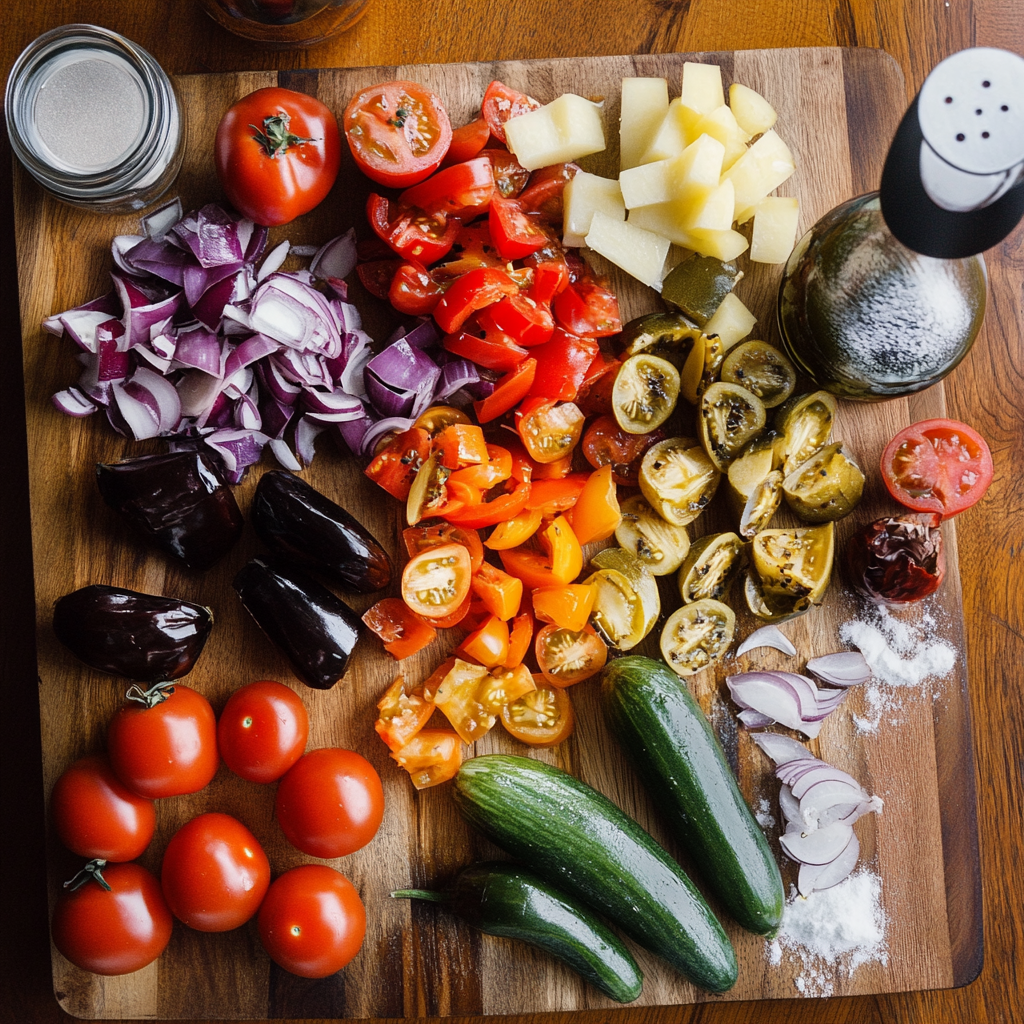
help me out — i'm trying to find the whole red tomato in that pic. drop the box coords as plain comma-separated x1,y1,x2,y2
51,754,156,862
51,861,173,976
107,682,219,799
215,86,341,227
217,679,309,784
258,864,366,978
161,812,271,932
275,748,384,858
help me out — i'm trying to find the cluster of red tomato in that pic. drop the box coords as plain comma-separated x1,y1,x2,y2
49,680,382,979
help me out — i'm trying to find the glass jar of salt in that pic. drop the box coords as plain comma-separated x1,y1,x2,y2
5,24,184,213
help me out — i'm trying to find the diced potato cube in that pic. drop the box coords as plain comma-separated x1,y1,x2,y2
722,129,796,223
640,98,702,163
621,133,724,212
505,93,606,171
619,158,676,209
678,179,735,232
586,211,671,290
728,83,777,136
692,104,751,170
564,172,625,248
703,291,757,348
681,62,725,115
620,78,669,170
674,133,725,191
677,227,750,262
628,201,687,242
750,196,800,263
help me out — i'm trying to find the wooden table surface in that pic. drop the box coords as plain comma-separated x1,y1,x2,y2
1,3,1020,1024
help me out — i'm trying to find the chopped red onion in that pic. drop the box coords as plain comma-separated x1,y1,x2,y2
141,197,182,239
365,337,441,396
205,427,269,475
52,388,98,417
267,437,302,471
335,405,375,456
735,625,797,658
259,240,292,282
249,274,341,357
780,821,855,866
806,651,872,688
310,228,357,282
172,326,225,376
727,670,848,736
798,833,861,896
359,416,414,459
737,708,775,729
111,234,147,275
295,415,327,466
751,732,810,765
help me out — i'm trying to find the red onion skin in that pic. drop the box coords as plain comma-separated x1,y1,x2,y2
847,512,945,605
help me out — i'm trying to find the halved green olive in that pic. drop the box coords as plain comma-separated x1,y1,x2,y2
678,532,744,603
744,568,813,623
620,311,703,367
660,598,736,677
750,521,835,604
739,469,784,537
661,254,743,326
614,494,691,576
680,332,725,404
782,442,865,522
585,568,647,650
699,382,767,471
639,437,721,528
612,353,681,434
720,340,797,409
774,390,837,473
590,547,660,640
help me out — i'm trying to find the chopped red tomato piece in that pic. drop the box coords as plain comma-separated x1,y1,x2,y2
442,481,532,529
442,118,491,166
434,222,504,278
484,148,531,198
391,729,462,790
581,414,663,485
364,427,430,500
489,194,550,260
527,328,599,402
485,507,543,551
434,267,521,334
532,453,573,480
388,261,446,316
433,423,489,468
367,193,459,264
357,258,402,300
400,156,495,219
553,279,622,337
471,563,523,621
449,444,513,489
478,293,555,347
444,322,528,372
375,672,434,751
403,521,484,573
363,599,437,661
457,614,510,668
482,80,541,145
474,359,537,423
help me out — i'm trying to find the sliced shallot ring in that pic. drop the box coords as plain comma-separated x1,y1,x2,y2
736,625,797,658
797,777,868,825
790,765,859,801
726,672,820,737
752,731,810,765
780,821,855,866
737,708,775,728
778,783,801,824
798,833,861,897
806,650,872,688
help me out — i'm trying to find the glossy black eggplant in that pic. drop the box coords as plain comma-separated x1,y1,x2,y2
250,471,392,593
233,557,363,690
52,585,214,681
96,451,243,571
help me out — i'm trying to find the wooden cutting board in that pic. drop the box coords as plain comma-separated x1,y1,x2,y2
14,46,982,1019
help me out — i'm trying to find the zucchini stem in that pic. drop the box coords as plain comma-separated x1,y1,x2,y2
390,889,446,902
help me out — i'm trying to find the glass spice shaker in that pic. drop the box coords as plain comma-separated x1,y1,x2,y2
5,24,184,213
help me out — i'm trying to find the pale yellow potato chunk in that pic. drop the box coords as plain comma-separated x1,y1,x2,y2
586,211,671,289
722,129,796,223
681,62,725,114
703,291,757,348
640,98,702,163
505,93,606,170
563,172,625,248
620,77,669,170
692,104,751,170
728,83,778,136
750,196,800,263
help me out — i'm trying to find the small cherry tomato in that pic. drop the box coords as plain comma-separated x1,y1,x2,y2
401,542,473,619
535,623,608,687
403,520,484,573
215,86,341,227
516,398,585,464
51,755,156,862
482,80,542,144
217,680,309,785
161,813,270,932
501,685,575,746
107,682,218,799
275,748,385,859
582,415,664,485
343,80,452,188
389,261,446,316
52,861,172,976
258,864,367,978
881,418,993,518
442,117,491,166
375,673,434,752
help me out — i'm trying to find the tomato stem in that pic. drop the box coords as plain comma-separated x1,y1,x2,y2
124,679,176,708
250,112,314,158
64,859,111,892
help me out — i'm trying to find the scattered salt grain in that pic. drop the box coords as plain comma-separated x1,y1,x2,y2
768,868,888,996
755,797,776,831
838,602,956,733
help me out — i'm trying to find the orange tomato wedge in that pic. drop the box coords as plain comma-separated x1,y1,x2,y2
504,610,534,668
525,474,589,515
457,614,511,668
568,464,621,545
390,729,462,790
543,516,584,584
484,507,543,550
471,562,523,620
362,598,437,660
434,423,489,468
374,672,434,752
532,583,595,633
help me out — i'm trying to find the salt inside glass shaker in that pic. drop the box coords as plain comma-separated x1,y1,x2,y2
5,24,184,213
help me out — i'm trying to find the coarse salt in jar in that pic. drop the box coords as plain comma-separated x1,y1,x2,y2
5,24,184,213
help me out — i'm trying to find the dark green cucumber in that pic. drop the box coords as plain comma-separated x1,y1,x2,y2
602,656,784,936
452,755,737,993
392,861,643,1003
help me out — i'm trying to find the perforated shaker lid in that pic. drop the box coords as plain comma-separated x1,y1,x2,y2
880,47,1024,258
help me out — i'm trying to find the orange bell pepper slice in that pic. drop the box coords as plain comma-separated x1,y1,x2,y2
434,423,489,468
471,562,524,621
443,481,531,528
504,610,534,668
525,473,589,516
568,464,621,545
457,614,511,669
532,583,595,633
484,507,544,550
499,516,583,589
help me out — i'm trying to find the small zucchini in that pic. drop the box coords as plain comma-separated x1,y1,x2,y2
453,754,737,993
602,656,784,936
392,862,643,1003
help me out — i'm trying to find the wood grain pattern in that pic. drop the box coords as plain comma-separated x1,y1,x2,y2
11,45,985,1020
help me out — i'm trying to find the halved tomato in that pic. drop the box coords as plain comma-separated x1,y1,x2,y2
535,623,608,687
582,415,664,486
390,729,462,790
441,118,491,166
484,508,544,551
532,584,595,633
401,543,473,619
516,398,585,464
527,329,599,401
482,80,541,144
471,562,523,621
478,294,555,347
434,267,521,335
400,156,495,219
489,194,550,260
569,464,621,545
388,261,446,315
367,193,459,263
501,685,574,746
484,148,531,198
473,359,538,424
403,521,484,573
375,673,434,751
553,280,622,337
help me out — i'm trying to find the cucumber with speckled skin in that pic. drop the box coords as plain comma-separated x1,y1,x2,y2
602,655,784,936
452,754,737,993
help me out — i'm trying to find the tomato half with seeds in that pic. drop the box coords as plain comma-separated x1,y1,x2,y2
275,748,384,859
881,418,993,518
535,623,608,687
390,729,463,790
161,813,271,932
403,521,484,573
501,685,575,746
215,87,341,227
343,80,452,188
482,80,541,144
401,542,473,619
217,680,309,784
51,755,156,862
485,148,531,198
375,673,434,751
367,193,459,263
553,280,622,337
364,427,431,500
583,415,665,485
258,865,366,978
518,162,581,223
389,261,446,315
489,194,550,260
400,156,494,218
52,862,173,976
516,398,585,464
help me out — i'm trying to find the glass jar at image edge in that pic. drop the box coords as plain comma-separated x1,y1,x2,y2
5,24,184,213
777,192,987,401
197,0,369,47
